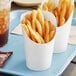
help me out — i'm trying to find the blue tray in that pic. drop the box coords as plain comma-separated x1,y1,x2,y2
0,10,76,76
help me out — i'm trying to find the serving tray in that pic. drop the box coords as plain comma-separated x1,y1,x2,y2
0,10,76,76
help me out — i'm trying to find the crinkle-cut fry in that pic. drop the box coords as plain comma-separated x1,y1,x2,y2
26,13,32,21
60,17,65,26
35,19,42,36
31,10,37,31
27,25,42,43
37,9,44,37
47,0,51,8
49,31,55,41
22,24,30,37
58,0,63,13
44,20,50,43
43,2,48,11
38,5,41,10
21,17,27,24
36,32,45,44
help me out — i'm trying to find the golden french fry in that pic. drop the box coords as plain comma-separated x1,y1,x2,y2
49,2,55,13
36,32,45,44
43,2,48,11
38,5,41,10
22,24,30,37
66,0,74,20
35,19,42,36
26,14,32,22
47,0,51,8
60,17,65,26
31,10,37,31
54,7,59,26
58,0,63,13
51,25,56,31
27,20,31,26
27,25,42,43
48,21,51,32
61,1,66,18
49,31,55,41
37,9,44,37
44,20,50,43
21,17,26,24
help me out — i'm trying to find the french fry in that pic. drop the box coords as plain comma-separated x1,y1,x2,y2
47,0,51,9
49,25,56,41
38,5,41,10
37,9,44,37
49,2,55,13
58,0,63,13
43,2,48,11
51,25,56,31
27,20,36,42
49,31,55,41
22,24,30,37
44,20,50,43
36,32,45,44
60,17,65,26
26,14,32,22
35,19,42,36
31,10,37,31
54,7,59,26
66,0,74,20
27,25,42,44
21,17,27,24
48,21,51,32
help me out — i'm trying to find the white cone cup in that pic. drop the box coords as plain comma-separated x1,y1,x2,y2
41,0,74,53
21,11,57,71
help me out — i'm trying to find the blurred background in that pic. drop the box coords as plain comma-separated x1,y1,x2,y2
0,0,76,76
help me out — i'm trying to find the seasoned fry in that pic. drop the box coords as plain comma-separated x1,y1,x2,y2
43,2,48,11
37,9,44,37
22,24,30,37
35,19,42,36
31,10,37,31
27,25,42,43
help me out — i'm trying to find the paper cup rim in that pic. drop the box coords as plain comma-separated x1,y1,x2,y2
21,11,56,46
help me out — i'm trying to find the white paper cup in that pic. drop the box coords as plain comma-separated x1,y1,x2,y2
21,11,57,71
41,0,74,53
54,12,73,53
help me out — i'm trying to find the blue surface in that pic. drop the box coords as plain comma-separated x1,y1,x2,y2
0,10,76,76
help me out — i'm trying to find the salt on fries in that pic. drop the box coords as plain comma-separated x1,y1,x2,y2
22,10,56,44
39,0,74,27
